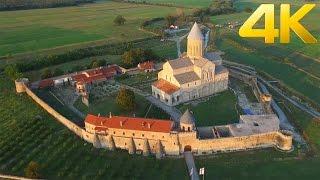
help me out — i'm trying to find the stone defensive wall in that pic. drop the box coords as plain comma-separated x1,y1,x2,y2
15,79,293,157
15,79,95,144
177,130,293,155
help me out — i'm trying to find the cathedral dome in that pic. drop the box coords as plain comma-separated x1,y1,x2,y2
187,22,204,40
180,109,195,124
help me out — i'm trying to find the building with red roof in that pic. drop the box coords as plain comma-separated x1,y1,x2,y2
38,79,54,89
85,114,174,134
137,61,155,72
71,65,122,95
72,65,121,85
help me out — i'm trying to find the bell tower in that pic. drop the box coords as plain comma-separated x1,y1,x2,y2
187,22,204,58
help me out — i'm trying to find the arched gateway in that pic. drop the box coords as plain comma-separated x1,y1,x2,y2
184,145,192,152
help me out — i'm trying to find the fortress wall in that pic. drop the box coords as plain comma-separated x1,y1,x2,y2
18,82,292,156
24,86,86,139
95,134,180,155
178,131,292,154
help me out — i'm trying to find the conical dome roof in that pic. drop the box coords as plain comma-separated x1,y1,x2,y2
180,109,195,124
187,22,204,40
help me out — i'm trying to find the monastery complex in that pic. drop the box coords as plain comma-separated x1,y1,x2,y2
14,22,293,158
83,110,292,157
152,22,229,106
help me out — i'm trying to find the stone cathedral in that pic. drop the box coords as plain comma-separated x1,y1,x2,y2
152,22,229,106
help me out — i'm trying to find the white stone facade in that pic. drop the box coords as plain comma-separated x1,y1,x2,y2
152,22,229,106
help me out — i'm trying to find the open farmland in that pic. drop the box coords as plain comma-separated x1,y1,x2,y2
210,0,320,106
0,1,181,57
128,0,212,8
212,0,320,59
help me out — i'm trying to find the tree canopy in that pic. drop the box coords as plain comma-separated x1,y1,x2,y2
116,87,135,111
121,48,158,68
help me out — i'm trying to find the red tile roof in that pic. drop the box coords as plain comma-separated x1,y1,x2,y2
138,61,155,70
85,114,173,133
72,66,120,84
38,79,54,88
153,79,180,94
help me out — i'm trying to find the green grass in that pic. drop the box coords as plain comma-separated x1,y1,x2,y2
33,88,83,125
75,94,150,117
213,0,320,59
0,1,181,57
195,87,320,180
178,90,239,127
131,0,212,8
0,75,188,179
74,91,170,120
217,33,320,105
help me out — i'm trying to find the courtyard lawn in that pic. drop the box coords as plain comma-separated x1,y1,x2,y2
0,1,181,57
178,90,239,127
75,94,149,117
74,91,170,120
0,76,188,179
33,88,83,125
117,72,158,93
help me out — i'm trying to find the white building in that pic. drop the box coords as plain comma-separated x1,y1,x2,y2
152,22,229,106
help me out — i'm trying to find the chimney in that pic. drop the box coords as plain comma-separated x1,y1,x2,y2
147,123,151,129
120,121,123,127
109,112,112,118
98,113,100,117
133,114,136,117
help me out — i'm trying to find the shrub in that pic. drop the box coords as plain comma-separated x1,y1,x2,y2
41,68,53,79
114,15,126,26
116,87,135,110
4,64,23,80
24,161,42,179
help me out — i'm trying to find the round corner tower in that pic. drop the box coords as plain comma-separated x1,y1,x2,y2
15,78,29,93
179,109,196,132
277,130,293,151
187,22,204,58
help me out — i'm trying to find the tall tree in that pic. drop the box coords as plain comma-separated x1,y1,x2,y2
116,87,135,110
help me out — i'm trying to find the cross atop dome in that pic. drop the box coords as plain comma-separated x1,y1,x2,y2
187,22,204,40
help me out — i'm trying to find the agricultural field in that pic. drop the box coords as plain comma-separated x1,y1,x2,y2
130,0,212,8
212,0,320,59
0,1,182,57
211,0,320,106
0,75,188,179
